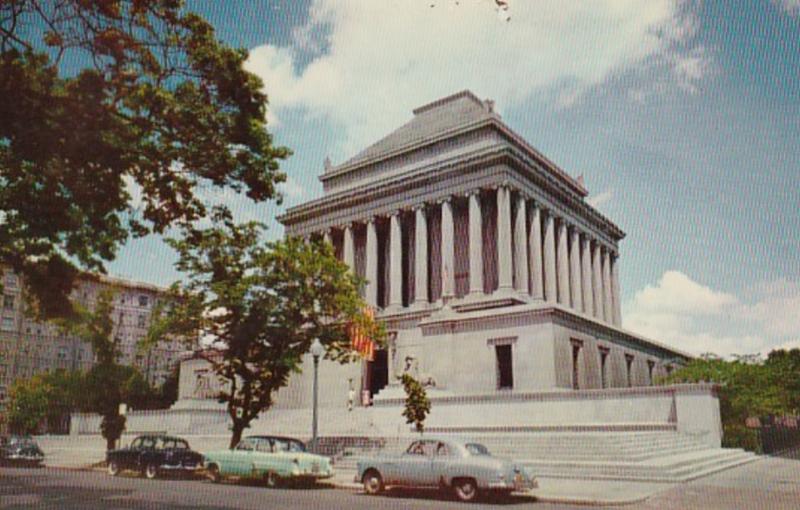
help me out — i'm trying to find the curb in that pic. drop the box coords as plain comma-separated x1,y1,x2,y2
39,465,655,506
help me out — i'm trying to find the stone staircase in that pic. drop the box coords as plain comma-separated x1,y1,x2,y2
331,430,758,483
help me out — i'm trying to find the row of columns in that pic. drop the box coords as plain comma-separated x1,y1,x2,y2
317,185,622,326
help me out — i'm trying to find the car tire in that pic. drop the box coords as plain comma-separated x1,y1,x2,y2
362,469,384,495
453,478,479,502
107,460,120,477
145,463,159,480
264,471,279,488
206,464,222,483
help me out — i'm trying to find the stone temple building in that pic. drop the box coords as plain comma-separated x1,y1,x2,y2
80,91,754,482
277,90,687,405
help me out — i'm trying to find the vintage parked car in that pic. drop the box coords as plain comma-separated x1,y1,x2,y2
106,434,204,479
356,437,537,502
0,436,45,467
203,435,334,487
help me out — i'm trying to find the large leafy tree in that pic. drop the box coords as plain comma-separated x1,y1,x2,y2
147,209,383,448
0,0,288,318
661,352,796,452
58,288,131,449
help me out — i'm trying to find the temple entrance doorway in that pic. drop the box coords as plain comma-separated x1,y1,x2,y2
368,349,389,398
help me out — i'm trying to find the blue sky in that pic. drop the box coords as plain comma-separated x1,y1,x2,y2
108,0,799,357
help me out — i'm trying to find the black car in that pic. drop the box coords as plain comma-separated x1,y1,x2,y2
106,434,204,479
0,436,45,467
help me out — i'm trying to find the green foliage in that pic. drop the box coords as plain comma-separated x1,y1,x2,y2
0,0,288,319
7,376,51,435
6,368,87,434
401,373,431,434
148,211,384,447
662,349,800,452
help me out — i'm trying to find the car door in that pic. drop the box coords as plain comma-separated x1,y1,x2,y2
231,438,256,477
120,437,142,470
431,441,456,487
136,437,156,471
397,440,436,487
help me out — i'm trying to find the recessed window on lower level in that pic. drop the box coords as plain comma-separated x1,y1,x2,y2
496,344,513,390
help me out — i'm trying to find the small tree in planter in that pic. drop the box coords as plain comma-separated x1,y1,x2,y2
401,373,431,435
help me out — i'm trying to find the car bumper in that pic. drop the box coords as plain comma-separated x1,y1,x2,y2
160,463,203,472
488,477,538,491
2,457,44,466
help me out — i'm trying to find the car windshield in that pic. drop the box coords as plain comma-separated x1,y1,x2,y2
8,437,35,447
464,443,491,456
273,438,305,453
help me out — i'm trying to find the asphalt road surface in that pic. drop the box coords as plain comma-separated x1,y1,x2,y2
0,467,587,510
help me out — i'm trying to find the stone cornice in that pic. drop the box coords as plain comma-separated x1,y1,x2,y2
279,147,624,246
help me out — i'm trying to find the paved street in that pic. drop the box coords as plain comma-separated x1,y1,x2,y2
0,467,587,510
3,456,800,509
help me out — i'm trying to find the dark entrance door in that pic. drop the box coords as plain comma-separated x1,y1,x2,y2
369,349,389,397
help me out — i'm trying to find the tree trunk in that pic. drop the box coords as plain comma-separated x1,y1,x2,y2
229,419,246,449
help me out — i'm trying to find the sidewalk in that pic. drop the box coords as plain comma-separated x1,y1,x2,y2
329,468,673,505
35,435,684,505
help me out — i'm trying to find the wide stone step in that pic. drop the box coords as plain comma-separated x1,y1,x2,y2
522,449,757,482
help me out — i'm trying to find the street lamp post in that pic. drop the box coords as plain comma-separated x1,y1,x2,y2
309,338,324,451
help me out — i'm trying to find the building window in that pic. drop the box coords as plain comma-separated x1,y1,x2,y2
598,346,610,389
139,295,149,307
495,344,513,389
137,314,146,328
3,295,14,311
4,273,17,288
647,360,656,385
571,340,583,390
625,354,635,387
1,317,13,331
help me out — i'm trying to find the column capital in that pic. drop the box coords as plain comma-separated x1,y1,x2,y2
464,188,481,198
412,203,427,212
436,195,452,205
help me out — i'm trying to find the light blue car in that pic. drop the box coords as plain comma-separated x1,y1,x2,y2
356,437,537,502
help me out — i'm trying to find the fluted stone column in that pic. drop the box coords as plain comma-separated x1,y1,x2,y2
592,242,603,320
496,186,514,292
440,198,455,301
323,229,332,247
388,212,403,310
581,234,593,316
569,227,582,311
468,191,483,296
514,194,529,296
365,219,378,307
413,206,429,306
556,219,570,305
602,248,613,324
528,203,544,300
611,253,622,326
543,212,557,302
343,224,355,270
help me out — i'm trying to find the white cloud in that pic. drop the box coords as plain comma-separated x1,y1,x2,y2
586,189,613,209
277,176,306,201
624,271,800,358
245,0,707,155
774,0,800,16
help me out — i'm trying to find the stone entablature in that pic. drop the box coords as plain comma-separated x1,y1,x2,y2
281,149,623,248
